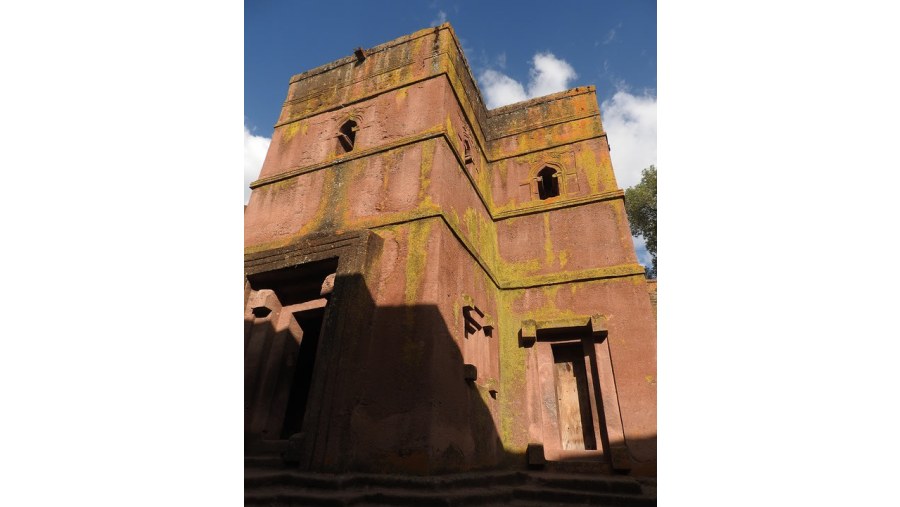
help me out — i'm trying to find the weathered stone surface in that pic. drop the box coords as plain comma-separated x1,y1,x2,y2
244,23,656,479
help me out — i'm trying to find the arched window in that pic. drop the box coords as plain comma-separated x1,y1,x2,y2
337,119,358,153
463,139,473,164
537,167,560,200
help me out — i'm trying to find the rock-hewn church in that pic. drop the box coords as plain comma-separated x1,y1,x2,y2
244,23,656,505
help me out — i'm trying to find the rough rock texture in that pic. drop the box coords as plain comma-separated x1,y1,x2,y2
244,24,656,480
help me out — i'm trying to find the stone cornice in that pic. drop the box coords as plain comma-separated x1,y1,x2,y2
272,25,604,168
249,130,623,223
493,189,624,220
250,129,446,189
246,213,644,291
487,111,600,142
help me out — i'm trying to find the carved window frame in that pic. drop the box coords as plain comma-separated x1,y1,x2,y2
519,161,579,203
459,130,478,174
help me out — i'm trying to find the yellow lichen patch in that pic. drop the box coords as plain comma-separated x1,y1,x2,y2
404,219,433,305
448,208,461,230
628,273,650,286
269,177,296,194
243,234,296,256
610,199,629,227
559,250,569,268
498,258,542,283
538,284,562,313
445,117,458,151
417,194,439,214
336,160,367,231
281,121,302,144
503,264,645,288
543,214,555,267
380,160,391,196
461,207,480,245
418,139,435,200
400,220,434,367
496,290,528,447
496,160,509,181
507,289,583,335
443,64,484,148
394,87,407,104
462,207,501,273
296,170,336,237
578,147,600,194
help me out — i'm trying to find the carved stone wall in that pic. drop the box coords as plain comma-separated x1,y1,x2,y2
244,24,656,477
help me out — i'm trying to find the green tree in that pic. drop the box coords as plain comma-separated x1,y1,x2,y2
625,165,657,278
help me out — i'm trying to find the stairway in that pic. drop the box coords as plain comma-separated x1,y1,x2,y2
245,456,656,506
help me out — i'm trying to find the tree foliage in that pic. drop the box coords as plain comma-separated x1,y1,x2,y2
625,165,657,278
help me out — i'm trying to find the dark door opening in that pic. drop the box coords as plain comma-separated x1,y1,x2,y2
280,307,324,439
245,257,338,442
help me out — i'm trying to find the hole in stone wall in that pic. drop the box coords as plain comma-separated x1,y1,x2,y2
537,167,560,200
337,120,358,153
252,307,272,319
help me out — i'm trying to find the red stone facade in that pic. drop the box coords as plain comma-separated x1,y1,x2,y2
244,24,657,478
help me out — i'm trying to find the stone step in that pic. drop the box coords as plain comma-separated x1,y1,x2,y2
512,485,655,507
244,465,656,506
526,471,645,495
245,484,514,506
245,470,522,491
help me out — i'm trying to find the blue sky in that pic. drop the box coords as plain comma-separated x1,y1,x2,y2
245,0,657,268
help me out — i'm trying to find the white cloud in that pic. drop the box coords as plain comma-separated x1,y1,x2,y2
495,52,506,69
527,53,578,98
479,69,528,109
477,54,654,189
478,52,577,109
600,91,657,189
244,125,270,204
477,53,654,188
431,10,447,26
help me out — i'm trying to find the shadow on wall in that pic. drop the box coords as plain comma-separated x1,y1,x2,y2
245,265,655,476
